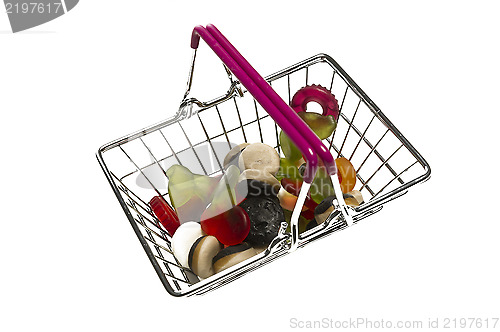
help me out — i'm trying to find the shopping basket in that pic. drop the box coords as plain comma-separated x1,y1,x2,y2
96,24,431,297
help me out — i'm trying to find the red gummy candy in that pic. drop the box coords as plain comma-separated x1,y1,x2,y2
200,206,250,246
149,196,181,236
301,208,316,221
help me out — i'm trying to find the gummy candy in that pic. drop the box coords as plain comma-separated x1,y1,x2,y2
279,160,337,205
279,131,304,162
149,195,181,236
202,165,241,219
291,84,340,120
166,164,220,222
309,165,336,204
200,206,250,246
297,112,337,139
335,157,356,193
300,208,315,221
279,112,337,161
200,165,251,246
275,158,303,182
280,178,318,211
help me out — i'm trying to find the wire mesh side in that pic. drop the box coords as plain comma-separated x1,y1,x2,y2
265,54,430,212
98,93,285,295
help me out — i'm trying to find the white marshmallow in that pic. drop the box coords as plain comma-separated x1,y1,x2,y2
171,221,204,268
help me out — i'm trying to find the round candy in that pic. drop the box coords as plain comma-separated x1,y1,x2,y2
239,196,285,247
200,206,251,246
238,143,280,175
236,179,279,202
344,190,364,207
212,242,258,274
149,195,180,236
314,196,335,224
291,84,339,120
188,235,223,279
171,221,204,268
238,169,281,193
223,143,250,169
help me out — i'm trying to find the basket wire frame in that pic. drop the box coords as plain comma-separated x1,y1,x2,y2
97,53,430,296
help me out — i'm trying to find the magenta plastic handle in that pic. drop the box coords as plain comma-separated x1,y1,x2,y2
190,25,319,183
204,24,337,176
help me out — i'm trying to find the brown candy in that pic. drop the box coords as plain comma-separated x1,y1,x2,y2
314,196,335,225
188,235,223,279
238,143,280,175
344,190,364,207
212,243,258,274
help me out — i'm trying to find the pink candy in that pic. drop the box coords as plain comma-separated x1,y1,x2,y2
291,84,339,121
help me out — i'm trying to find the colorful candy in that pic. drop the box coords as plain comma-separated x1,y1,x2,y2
283,209,311,234
166,165,219,223
200,165,251,246
200,206,251,246
280,178,318,211
149,195,181,236
154,84,364,280
297,112,337,138
291,84,340,120
279,112,337,162
202,165,241,218
335,157,356,193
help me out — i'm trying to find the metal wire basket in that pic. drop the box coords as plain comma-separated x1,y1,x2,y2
96,25,430,297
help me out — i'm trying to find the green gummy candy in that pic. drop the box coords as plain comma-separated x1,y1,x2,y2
167,164,219,209
279,112,337,162
167,165,195,208
193,174,220,204
275,158,302,182
298,112,337,140
279,131,303,162
310,166,335,203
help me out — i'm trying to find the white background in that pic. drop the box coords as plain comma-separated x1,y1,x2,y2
1,1,499,331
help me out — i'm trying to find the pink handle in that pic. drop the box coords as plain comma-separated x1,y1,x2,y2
190,25,319,183
204,24,337,176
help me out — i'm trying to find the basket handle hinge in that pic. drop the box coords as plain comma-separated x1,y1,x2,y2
288,173,355,252
178,49,244,119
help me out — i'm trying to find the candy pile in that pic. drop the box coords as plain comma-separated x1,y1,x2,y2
149,85,364,280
